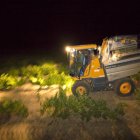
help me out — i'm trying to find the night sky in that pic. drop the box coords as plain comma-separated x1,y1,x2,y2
1,0,140,54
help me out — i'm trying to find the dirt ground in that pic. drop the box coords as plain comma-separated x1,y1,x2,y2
0,83,140,140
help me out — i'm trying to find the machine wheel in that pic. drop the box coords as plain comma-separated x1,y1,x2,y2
72,80,91,96
115,78,135,96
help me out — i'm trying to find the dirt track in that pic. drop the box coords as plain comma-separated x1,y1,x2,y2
0,83,140,140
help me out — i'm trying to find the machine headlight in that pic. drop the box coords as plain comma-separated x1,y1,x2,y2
65,46,71,52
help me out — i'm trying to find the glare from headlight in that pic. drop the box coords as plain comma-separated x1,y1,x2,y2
65,46,71,52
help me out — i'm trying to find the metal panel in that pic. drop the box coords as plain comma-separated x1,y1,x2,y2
105,57,140,81
107,66,140,81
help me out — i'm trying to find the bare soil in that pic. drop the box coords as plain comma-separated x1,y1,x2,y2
0,83,140,140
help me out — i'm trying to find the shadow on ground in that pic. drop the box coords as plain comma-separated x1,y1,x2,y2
0,117,139,140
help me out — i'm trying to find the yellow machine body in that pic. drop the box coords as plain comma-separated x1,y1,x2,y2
66,44,97,50
84,57,105,78
76,56,105,80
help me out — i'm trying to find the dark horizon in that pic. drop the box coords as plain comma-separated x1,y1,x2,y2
1,0,140,54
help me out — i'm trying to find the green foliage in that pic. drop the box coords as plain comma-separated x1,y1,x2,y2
24,64,73,88
20,62,72,87
0,53,73,90
0,99,28,117
132,72,140,81
0,60,73,90
8,68,21,76
135,88,140,101
0,74,24,90
108,103,126,120
44,72,72,86
40,89,125,121
21,63,58,77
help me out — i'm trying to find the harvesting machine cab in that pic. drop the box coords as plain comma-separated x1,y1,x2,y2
65,44,98,78
65,35,140,96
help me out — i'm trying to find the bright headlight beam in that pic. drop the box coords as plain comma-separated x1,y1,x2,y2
65,46,71,52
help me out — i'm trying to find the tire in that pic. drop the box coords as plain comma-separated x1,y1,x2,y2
72,80,91,96
115,78,135,96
